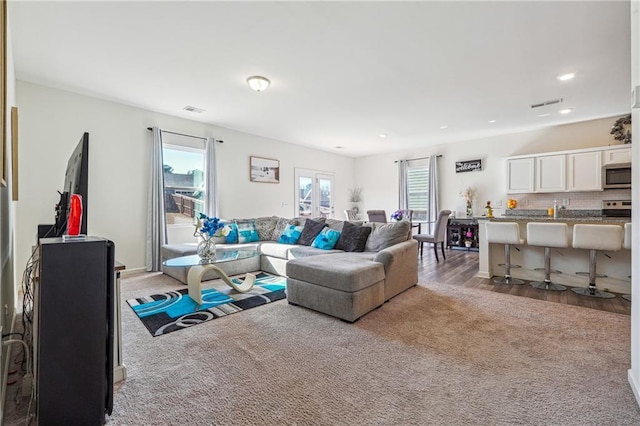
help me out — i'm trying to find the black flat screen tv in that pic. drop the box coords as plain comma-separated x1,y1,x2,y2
54,132,89,236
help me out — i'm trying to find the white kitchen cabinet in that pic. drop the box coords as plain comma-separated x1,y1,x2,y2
506,157,534,193
602,147,631,165
567,151,602,191
535,155,566,192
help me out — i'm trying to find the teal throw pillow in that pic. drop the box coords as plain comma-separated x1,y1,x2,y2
278,225,303,244
311,228,341,250
225,222,239,244
236,220,260,243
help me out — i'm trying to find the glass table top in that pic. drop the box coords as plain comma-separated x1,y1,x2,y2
163,247,260,268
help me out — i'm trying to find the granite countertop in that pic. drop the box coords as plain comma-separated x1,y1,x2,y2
477,215,630,224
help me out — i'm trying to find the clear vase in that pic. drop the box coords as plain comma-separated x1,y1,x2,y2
466,201,473,218
197,236,216,262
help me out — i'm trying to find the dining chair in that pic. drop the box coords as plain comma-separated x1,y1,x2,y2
366,210,388,223
412,210,451,261
344,209,358,220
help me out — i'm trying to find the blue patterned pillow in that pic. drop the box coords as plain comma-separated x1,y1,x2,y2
236,220,260,243
278,225,303,244
225,222,238,244
311,228,341,250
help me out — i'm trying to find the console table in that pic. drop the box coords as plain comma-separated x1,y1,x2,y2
447,218,479,251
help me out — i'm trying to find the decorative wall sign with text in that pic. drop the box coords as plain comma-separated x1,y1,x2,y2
455,159,482,173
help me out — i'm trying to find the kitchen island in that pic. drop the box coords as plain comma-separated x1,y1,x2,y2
476,216,631,294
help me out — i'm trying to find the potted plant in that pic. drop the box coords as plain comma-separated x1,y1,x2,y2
464,230,474,248
349,187,363,213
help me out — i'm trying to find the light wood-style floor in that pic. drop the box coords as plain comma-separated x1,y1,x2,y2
417,246,631,315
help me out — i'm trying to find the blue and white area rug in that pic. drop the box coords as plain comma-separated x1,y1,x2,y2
127,272,286,336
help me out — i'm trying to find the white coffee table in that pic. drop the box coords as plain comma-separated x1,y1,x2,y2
163,247,260,304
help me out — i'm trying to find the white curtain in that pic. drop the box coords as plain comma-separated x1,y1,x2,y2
204,137,218,217
398,160,409,210
146,127,167,272
427,155,440,234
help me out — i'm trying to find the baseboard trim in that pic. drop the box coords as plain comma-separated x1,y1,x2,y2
476,271,491,279
628,369,640,408
120,267,147,277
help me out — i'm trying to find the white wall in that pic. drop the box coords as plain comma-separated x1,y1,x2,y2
629,0,640,409
355,116,628,220
1,14,18,420
15,81,356,273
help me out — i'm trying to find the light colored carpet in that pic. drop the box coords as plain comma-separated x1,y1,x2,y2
107,272,640,425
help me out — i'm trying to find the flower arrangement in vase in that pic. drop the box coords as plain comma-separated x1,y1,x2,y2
391,210,404,221
193,213,229,262
459,187,476,218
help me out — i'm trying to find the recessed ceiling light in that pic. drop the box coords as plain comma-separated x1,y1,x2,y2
440,125,448,129
183,105,205,113
246,75,271,92
489,120,496,123
378,133,388,138
557,72,576,81
335,146,346,150
537,113,551,117
559,108,574,114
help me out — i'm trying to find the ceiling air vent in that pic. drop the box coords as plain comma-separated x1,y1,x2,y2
183,105,205,113
530,98,563,109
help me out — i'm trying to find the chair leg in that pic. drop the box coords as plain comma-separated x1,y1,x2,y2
419,241,423,257
571,249,615,298
433,243,439,262
493,244,524,285
440,242,446,260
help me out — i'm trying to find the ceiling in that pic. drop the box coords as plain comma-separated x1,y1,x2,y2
9,1,632,157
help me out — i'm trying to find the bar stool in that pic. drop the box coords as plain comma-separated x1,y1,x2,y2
526,222,568,291
571,224,623,299
485,222,525,285
623,223,631,302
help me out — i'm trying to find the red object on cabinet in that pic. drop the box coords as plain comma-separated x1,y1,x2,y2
67,194,83,236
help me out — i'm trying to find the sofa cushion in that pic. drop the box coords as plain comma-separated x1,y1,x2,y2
271,217,297,240
287,253,384,292
311,228,341,250
237,220,260,243
364,221,411,252
225,222,239,243
298,218,327,246
325,218,345,231
259,242,296,259
254,216,279,241
335,221,372,252
277,225,303,244
288,246,343,259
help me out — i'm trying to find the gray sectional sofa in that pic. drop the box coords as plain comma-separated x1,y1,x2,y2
161,217,418,322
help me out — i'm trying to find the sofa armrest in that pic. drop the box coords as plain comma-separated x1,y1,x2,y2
373,239,418,301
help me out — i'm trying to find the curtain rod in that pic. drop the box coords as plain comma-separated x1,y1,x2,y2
146,127,224,143
394,155,442,163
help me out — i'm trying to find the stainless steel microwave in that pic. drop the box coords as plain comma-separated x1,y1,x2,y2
602,163,632,189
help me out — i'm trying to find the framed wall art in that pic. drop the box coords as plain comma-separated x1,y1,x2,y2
11,106,18,200
250,156,280,183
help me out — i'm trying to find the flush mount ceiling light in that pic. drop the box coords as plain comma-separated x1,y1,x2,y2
559,108,574,114
440,125,448,129
557,72,576,81
378,133,388,138
246,76,270,92
489,120,496,123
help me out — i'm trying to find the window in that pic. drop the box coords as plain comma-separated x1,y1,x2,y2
407,165,429,221
162,144,205,226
